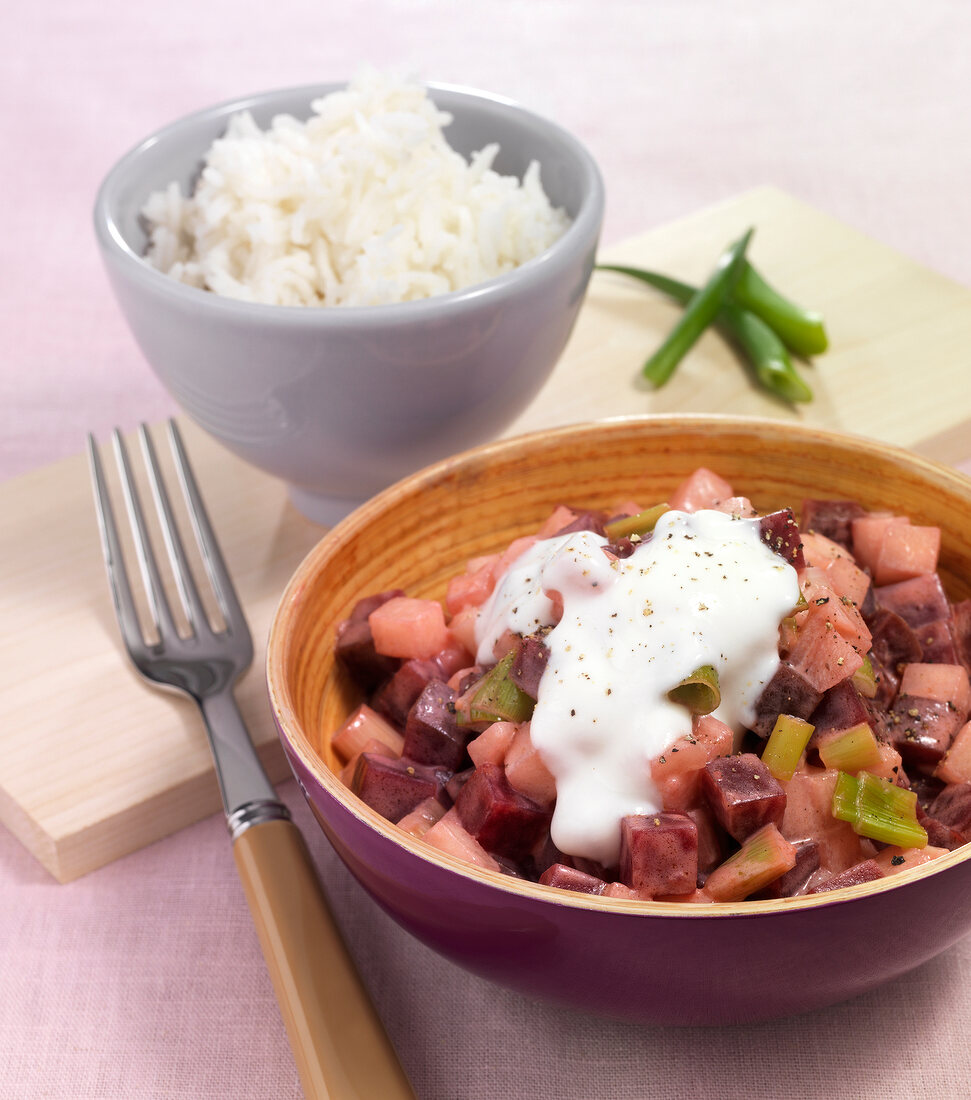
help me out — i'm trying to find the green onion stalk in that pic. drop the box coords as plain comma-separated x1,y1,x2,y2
597,258,814,403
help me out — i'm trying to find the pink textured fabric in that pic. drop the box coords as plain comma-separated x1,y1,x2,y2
3,3,971,1098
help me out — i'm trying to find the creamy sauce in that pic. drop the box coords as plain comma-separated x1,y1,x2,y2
474,510,800,866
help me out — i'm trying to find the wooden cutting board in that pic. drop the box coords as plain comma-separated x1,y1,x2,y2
3,186,971,883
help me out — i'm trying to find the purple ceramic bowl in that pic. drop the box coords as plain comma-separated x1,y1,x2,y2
266,416,971,1025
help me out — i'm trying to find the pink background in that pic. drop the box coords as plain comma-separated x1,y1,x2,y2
3,2,971,1097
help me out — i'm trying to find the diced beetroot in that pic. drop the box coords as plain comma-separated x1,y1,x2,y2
780,765,871,872
751,663,823,738
869,656,900,710
811,859,884,893
759,508,806,570
650,715,734,812
927,782,971,840
851,514,909,575
334,617,402,693
348,589,408,622
711,495,757,518
494,535,539,578
899,663,971,719
445,767,475,803
668,467,734,512
526,832,573,880
369,596,450,660
448,665,484,695
873,525,941,586
467,721,520,768
551,509,608,537
800,530,854,568
423,808,501,872
935,721,971,784
868,608,924,674
887,695,964,769
503,725,557,807
904,770,945,810
509,633,550,699
339,737,399,787
809,680,872,743
602,882,640,901
787,607,864,692
402,679,467,770
351,753,446,823
917,619,960,665
371,658,441,728
539,863,607,895
447,606,479,656
873,573,951,629
331,703,404,762
801,499,867,551
535,504,579,538
866,739,906,784
917,804,967,850
798,575,872,654
396,796,447,839
753,838,821,899
820,555,871,607
701,753,786,842
686,803,727,875
445,557,500,615
454,762,553,860
873,844,948,876
619,813,699,897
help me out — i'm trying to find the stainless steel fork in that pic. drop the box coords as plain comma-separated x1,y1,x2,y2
88,420,415,1100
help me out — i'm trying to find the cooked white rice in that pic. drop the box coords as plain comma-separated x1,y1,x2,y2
141,70,571,307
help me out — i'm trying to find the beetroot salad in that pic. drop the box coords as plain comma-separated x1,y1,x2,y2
328,467,971,903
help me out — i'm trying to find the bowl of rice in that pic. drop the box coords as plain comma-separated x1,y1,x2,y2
94,71,604,523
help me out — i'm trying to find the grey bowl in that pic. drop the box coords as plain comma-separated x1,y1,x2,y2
93,82,605,524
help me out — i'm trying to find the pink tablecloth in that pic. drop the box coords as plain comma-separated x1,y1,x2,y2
3,4,971,1098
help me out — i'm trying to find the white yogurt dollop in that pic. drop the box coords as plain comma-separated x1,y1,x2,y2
473,510,800,866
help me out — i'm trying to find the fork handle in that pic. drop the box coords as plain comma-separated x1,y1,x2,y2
233,817,416,1100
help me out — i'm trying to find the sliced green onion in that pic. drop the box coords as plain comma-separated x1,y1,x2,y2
604,502,670,542
818,722,882,774
831,770,927,848
459,651,535,725
596,259,813,403
853,772,927,848
719,300,814,404
831,771,861,823
667,664,720,715
732,262,829,357
761,713,815,782
852,654,878,700
639,228,754,388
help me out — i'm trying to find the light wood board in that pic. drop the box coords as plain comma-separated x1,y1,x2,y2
3,186,971,882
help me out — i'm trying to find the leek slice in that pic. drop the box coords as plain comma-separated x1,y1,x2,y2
761,714,814,781
818,722,881,774
604,503,670,542
667,664,720,715
461,651,535,725
852,654,878,699
831,770,927,848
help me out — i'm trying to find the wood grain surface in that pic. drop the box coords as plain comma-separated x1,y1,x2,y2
3,186,970,882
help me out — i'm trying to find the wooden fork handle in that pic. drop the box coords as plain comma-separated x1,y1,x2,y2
233,818,416,1100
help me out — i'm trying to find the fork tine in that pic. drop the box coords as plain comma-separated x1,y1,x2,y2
138,423,207,637
166,419,250,639
112,427,180,644
87,433,147,655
